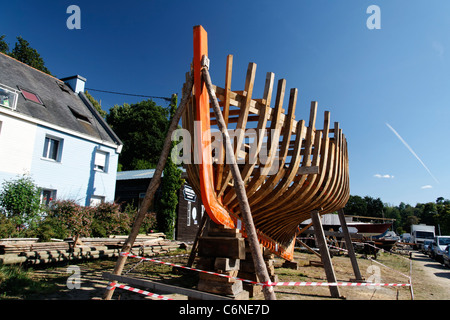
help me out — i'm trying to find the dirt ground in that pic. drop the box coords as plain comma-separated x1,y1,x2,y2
17,248,450,301
409,251,450,300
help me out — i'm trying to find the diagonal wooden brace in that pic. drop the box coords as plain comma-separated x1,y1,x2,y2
201,54,277,300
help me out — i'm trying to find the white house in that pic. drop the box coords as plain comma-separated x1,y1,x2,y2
0,52,122,206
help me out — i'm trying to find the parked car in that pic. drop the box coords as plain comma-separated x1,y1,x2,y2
443,245,450,268
422,240,433,254
427,242,435,258
432,236,450,263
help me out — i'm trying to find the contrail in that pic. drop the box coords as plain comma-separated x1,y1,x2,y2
385,123,439,184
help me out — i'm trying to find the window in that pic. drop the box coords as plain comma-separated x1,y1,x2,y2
57,81,72,94
90,195,105,207
94,150,109,172
41,189,57,206
69,106,90,123
0,84,19,110
42,136,63,161
20,88,43,105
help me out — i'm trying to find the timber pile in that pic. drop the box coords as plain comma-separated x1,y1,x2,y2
78,232,166,247
0,234,186,265
0,240,70,254
0,245,121,265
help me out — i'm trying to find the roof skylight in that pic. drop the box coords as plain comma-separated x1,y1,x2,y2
20,88,43,105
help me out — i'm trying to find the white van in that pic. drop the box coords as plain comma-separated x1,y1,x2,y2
432,236,450,262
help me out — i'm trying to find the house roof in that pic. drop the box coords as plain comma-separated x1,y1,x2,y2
0,52,122,149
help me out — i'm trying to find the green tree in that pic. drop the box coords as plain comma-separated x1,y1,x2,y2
364,196,384,217
155,94,184,239
420,202,437,226
344,195,367,216
0,35,9,54
384,205,401,233
85,90,107,118
9,36,51,75
106,99,169,171
0,175,43,234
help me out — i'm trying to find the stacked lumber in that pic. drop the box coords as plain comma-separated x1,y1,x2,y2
0,245,121,265
138,240,187,257
77,233,166,248
0,234,185,265
0,241,69,254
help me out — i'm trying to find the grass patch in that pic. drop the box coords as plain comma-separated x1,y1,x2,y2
0,265,60,299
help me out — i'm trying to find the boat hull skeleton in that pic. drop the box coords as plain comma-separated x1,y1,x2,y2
179,26,349,261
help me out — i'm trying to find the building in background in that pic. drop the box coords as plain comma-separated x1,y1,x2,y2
115,169,204,242
0,52,122,206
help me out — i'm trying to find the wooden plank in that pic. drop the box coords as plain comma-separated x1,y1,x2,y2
102,272,232,300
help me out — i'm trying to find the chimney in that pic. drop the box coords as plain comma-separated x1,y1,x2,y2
60,75,86,94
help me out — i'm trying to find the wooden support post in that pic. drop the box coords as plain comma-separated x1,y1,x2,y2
187,213,209,267
337,209,364,281
201,56,277,300
102,72,194,300
310,209,341,298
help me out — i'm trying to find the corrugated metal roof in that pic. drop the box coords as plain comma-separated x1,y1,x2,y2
116,168,186,181
116,169,156,180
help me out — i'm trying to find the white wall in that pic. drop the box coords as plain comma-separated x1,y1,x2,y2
0,113,36,177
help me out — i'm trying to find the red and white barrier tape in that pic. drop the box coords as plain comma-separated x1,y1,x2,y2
120,252,411,288
107,282,173,300
328,244,348,252
121,252,268,286
368,257,411,280
271,281,410,287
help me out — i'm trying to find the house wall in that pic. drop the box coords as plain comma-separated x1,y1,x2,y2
0,113,37,179
30,125,119,206
0,110,118,206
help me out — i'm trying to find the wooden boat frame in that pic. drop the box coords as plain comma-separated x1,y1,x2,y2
181,26,349,261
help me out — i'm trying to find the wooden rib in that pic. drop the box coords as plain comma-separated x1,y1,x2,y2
224,78,286,208
235,72,274,184
256,101,317,212
217,63,257,199
246,87,298,212
215,55,233,191
254,107,327,221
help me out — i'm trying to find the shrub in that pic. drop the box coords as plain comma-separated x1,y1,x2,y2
0,174,43,234
0,214,16,238
46,200,93,240
90,202,131,237
124,203,157,234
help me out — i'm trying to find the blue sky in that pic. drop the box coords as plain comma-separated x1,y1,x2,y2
2,0,450,206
